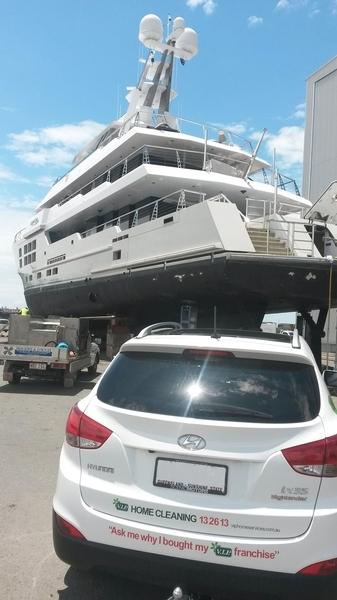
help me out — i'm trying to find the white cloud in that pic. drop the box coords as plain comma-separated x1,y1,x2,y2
35,175,56,188
0,163,18,181
0,106,15,112
264,126,305,168
186,0,216,15
276,0,290,8
211,121,248,135
7,120,106,167
247,15,264,27
293,102,306,119
0,207,29,307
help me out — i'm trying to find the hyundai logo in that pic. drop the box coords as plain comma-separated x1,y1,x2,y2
178,434,206,450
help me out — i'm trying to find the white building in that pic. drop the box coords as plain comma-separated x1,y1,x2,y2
303,56,337,355
303,56,337,201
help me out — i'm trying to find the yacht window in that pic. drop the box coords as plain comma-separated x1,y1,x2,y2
31,252,36,263
24,244,28,254
52,267,58,275
113,250,121,260
19,259,22,268
32,240,36,250
19,248,22,257
46,269,51,276
29,275,33,281
37,272,41,279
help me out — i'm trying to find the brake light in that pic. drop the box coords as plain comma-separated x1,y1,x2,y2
66,404,112,449
183,349,234,359
282,434,337,477
298,558,337,576
55,513,86,539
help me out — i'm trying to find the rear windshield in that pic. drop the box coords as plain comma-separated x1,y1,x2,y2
97,351,320,423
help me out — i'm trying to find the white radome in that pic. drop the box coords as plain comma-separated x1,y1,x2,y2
171,17,185,41
139,14,163,46
175,27,198,60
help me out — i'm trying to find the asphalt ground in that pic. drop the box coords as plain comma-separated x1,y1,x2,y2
0,361,329,600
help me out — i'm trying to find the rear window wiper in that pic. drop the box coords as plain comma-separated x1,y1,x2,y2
192,404,274,420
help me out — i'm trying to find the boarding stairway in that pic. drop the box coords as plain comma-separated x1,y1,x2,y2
247,226,290,256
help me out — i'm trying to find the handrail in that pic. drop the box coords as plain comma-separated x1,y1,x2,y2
80,189,206,239
57,143,253,208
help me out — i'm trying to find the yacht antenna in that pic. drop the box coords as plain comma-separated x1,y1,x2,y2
167,14,172,39
244,128,267,180
211,306,220,339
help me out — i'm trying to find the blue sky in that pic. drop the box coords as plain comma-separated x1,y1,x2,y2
1,0,337,307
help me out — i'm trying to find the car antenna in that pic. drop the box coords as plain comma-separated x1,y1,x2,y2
211,305,221,339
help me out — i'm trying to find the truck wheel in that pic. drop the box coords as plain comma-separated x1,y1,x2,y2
64,374,76,389
88,357,98,375
9,374,21,385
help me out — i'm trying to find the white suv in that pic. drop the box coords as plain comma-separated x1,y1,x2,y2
53,323,337,598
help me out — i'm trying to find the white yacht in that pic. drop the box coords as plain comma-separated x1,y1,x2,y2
14,14,337,330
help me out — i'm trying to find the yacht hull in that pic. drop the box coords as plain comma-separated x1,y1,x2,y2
24,253,337,329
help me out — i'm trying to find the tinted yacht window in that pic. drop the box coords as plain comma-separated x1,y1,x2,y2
97,351,320,423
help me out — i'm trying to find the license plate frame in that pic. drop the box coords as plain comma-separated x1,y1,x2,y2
29,362,47,370
153,458,228,496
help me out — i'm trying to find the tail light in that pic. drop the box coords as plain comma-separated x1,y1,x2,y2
298,558,337,576
282,434,337,477
66,404,112,449
55,513,86,539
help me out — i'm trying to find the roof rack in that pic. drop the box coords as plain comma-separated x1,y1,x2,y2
137,322,182,338
291,329,301,349
137,322,297,344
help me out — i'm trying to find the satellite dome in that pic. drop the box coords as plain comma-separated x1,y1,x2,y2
139,14,163,47
175,28,198,60
171,17,185,41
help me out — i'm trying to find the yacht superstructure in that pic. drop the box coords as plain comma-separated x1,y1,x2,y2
14,14,337,330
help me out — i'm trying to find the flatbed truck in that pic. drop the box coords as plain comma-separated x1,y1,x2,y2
0,315,100,388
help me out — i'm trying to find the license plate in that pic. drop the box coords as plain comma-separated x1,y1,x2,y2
153,458,228,495
29,362,47,370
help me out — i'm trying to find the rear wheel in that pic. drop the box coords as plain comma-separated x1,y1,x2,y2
63,372,77,389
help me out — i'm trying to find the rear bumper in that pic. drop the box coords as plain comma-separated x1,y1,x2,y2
53,510,336,599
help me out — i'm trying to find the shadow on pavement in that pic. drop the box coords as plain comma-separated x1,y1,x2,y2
58,568,169,600
57,568,282,600
0,370,102,395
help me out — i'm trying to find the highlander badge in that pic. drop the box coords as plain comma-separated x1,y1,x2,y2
178,434,206,450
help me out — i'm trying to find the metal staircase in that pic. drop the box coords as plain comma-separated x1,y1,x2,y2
247,226,290,256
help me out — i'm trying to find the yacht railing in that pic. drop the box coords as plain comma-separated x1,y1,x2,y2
246,197,306,222
80,189,210,239
78,187,321,258
251,168,300,196
118,110,254,154
57,143,251,207
246,197,319,257
57,141,299,210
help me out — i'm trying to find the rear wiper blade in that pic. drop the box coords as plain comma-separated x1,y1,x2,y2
221,404,273,419
192,404,273,420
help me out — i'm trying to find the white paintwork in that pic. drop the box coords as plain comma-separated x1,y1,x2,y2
13,12,326,302
53,328,337,580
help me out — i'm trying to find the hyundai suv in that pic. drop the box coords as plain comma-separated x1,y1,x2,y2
53,323,337,598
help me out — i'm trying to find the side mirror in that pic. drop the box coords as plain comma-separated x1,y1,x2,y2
323,369,337,391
